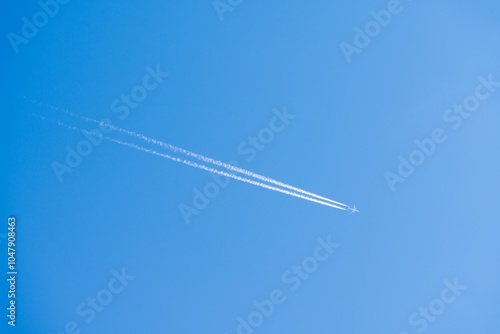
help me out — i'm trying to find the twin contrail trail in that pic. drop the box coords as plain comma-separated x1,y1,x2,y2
56,108,348,209
56,121,346,210
32,101,350,211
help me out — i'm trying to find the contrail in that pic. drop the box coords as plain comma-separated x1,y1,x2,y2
55,120,346,210
53,107,348,208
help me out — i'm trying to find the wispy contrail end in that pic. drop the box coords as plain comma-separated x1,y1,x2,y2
55,121,346,211
55,108,348,208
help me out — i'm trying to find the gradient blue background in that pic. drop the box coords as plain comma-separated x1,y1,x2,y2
1,0,500,333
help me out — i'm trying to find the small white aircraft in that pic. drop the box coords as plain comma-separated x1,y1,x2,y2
348,204,359,215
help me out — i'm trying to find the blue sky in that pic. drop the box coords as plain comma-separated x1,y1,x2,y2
1,0,500,333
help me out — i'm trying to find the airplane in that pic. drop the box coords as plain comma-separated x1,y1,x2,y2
347,204,359,215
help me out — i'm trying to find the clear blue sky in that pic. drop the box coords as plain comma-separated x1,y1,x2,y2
1,0,500,333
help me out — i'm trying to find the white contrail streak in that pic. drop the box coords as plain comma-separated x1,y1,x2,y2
55,108,348,208
56,121,346,210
